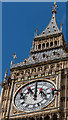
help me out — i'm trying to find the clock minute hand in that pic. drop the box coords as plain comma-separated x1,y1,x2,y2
27,86,33,94
39,88,47,98
34,82,37,100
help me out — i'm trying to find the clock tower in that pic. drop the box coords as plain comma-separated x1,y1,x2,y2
1,2,68,120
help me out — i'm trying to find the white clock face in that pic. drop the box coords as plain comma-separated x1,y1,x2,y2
14,80,55,112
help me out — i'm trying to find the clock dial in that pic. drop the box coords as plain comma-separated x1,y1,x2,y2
14,80,55,112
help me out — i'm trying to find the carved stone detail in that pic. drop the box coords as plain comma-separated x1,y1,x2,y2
46,100,55,108
15,84,22,92
11,105,18,114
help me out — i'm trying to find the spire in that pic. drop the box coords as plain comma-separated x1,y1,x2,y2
35,2,61,39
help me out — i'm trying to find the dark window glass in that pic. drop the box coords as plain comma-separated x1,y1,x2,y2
54,41,57,46
50,42,53,46
46,43,49,47
38,44,41,49
42,43,45,49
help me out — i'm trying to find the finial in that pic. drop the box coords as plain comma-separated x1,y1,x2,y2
13,52,17,60
12,52,17,64
34,27,38,36
60,22,63,31
4,69,8,81
51,2,58,14
11,60,13,66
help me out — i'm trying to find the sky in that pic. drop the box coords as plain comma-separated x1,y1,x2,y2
0,2,66,94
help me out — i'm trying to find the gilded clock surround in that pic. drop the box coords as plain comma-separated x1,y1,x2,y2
13,79,56,112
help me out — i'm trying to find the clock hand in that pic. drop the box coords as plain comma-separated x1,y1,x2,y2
39,88,47,98
34,82,37,100
27,86,33,94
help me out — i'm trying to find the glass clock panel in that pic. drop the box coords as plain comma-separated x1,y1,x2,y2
14,80,55,112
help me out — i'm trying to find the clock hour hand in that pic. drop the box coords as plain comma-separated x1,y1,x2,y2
34,82,37,100
27,86,33,94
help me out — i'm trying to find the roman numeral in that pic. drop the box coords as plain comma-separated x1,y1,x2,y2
21,101,25,104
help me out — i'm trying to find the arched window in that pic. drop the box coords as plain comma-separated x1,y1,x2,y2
50,42,53,47
45,115,50,120
46,42,49,47
43,53,45,58
30,117,35,120
38,44,41,49
54,41,57,46
37,116,42,120
32,68,36,73
52,114,57,120
44,65,49,70
21,71,24,75
42,43,45,49
38,67,42,71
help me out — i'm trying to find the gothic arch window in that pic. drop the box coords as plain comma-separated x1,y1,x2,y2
43,53,45,58
50,41,53,47
31,68,36,73
36,116,42,120
54,41,57,46
16,72,19,76
38,44,41,49
52,114,57,120
57,64,59,68
25,69,30,74
39,116,42,120
38,67,42,71
50,64,55,68
42,43,45,49
30,117,35,120
44,65,49,70
44,115,50,120
46,42,49,47
21,71,24,75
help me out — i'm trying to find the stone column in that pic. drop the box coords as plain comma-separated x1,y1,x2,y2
45,42,46,49
42,115,44,120
65,69,67,119
37,41,38,50
35,42,36,51
6,74,15,117
53,37,54,47
57,113,60,119
35,116,37,120
49,114,52,120
49,38,50,48
58,71,61,108
1,86,4,119
62,62,64,69
4,86,10,118
41,44,42,50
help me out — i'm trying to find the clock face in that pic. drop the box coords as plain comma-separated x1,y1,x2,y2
14,80,55,112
